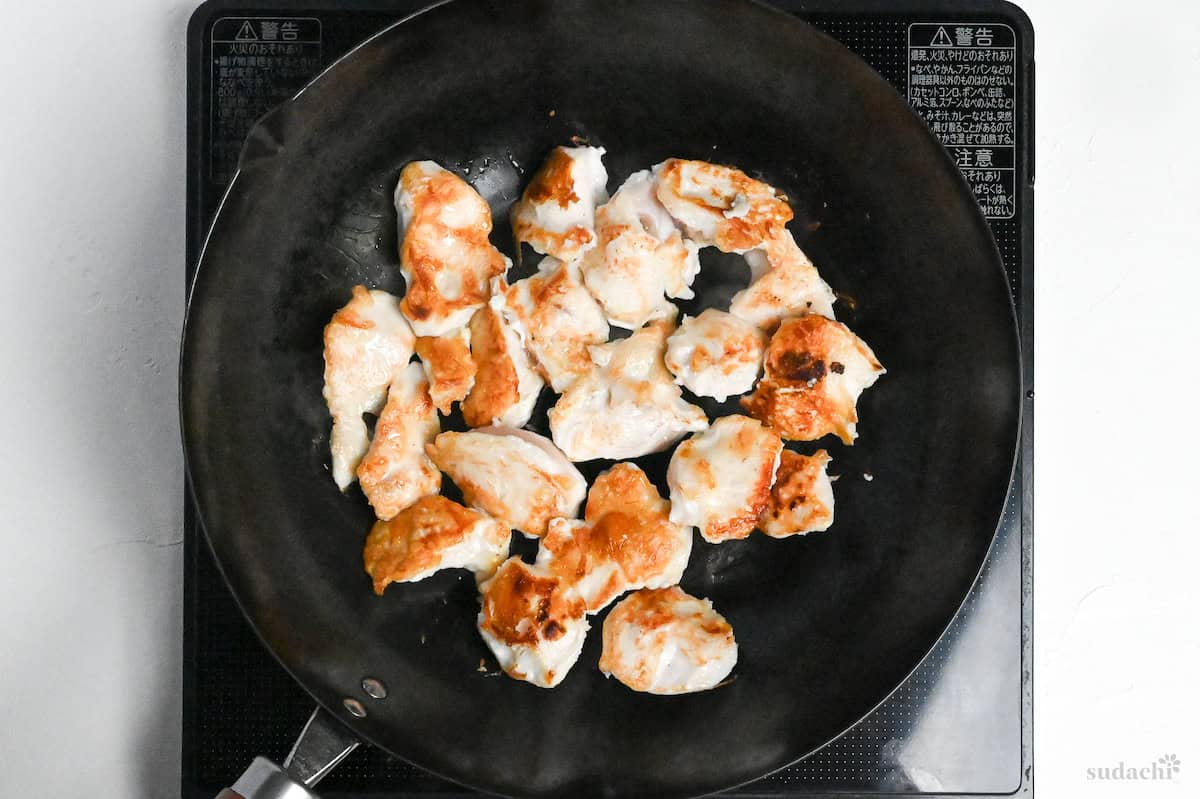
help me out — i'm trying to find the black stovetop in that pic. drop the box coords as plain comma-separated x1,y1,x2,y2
183,2,1034,796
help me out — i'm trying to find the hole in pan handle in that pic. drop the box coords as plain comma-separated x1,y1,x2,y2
215,707,361,799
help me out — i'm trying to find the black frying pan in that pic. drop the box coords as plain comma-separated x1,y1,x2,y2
181,0,1022,796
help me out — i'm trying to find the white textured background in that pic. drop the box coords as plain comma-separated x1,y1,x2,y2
0,0,1197,796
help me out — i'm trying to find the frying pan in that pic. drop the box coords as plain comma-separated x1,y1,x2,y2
181,0,1022,796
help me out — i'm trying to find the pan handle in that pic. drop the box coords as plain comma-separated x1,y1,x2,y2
214,707,360,799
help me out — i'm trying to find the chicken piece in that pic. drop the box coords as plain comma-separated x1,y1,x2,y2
667,415,783,543
460,293,544,428
741,315,884,444
580,170,701,329
414,329,476,415
548,317,708,461
654,158,793,253
362,495,510,594
496,257,609,392
599,587,737,695
426,427,586,538
355,363,441,520
664,309,766,402
536,463,692,613
323,286,415,490
511,146,608,262
729,232,837,330
395,161,510,337
758,450,835,537
477,557,589,688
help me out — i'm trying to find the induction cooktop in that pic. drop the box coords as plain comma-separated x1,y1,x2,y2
182,2,1034,796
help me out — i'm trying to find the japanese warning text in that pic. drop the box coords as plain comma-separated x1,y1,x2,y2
210,17,322,183
908,23,1018,219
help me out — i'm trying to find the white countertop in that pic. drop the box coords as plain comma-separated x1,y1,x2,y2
0,0,1197,796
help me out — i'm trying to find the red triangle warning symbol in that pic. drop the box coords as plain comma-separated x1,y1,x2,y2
930,26,954,47
235,21,258,41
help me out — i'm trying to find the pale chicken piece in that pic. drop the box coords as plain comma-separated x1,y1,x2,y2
741,315,884,444
355,363,441,520
323,286,415,490
426,427,586,538
548,317,708,462
729,232,837,330
664,309,766,401
599,587,737,695
511,146,608,262
758,449,835,538
496,257,609,392
477,557,589,688
362,495,510,594
580,170,701,329
395,161,510,337
460,292,544,428
536,463,692,613
414,329,476,415
667,415,783,543
654,158,793,253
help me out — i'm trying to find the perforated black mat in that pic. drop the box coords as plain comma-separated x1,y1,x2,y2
183,3,1034,796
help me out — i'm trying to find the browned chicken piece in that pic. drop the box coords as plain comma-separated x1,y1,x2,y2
414,330,476,415
599,586,737,695
395,161,510,337
426,427,586,538
495,257,609,392
654,158,793,253
580,169,701,330
460,298,544,428
322,286,415,490
758,449,835,538
363,495,510,594
741,315,884,444
548,316,707,462
729,232,837,331
664,309,767,401
511,146,608,262
356,362,441,520
667,415,783,543
477,557,589,688
535,463,692,613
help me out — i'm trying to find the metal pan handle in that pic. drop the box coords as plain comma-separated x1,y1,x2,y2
214,707,360,799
